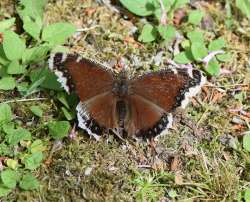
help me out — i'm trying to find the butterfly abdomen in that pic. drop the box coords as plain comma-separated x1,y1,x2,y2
116,100,127,128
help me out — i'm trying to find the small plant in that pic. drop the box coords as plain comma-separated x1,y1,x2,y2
119,0,231,76
0,0,76,197
131,171,175,201
120,0,189,43
173,31,231,76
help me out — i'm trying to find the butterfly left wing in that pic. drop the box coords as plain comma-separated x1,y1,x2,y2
49,53,117,140
49,53,114,100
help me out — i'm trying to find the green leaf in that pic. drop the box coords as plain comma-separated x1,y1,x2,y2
0,143,12,156
17,82,29,94
29,140,46,153
0,77,16,90
236,0,250,19
188,10,204,25
174,50,194,64
19,174,39,190
138,24,157,43
234,92,246,102
0,184,11,197
2,122,14,134
157,25,176,41
17,0,47,20
6,159,18,170
48,121,71,139
61,107,75,121
243,134,250,152
191,42,208,61
119,0,154,16
3,31,26,60
7,60,26,75
168,189,178,198
0,104,12,123
181,39,191,49
208,38,226,51
245,189,250,201
29,67,62,90
24,152,43,170
22,45,50,64
42,23,76,45
0,46,9,66
172,0,189,10
216,52,231,62
187,31,204,44
6,128,31,145
206,59,220,76
25,75,46,96
30,105,43,117
57,92,70,109
1,169,18,189
23,16,42,40
0,18,15,32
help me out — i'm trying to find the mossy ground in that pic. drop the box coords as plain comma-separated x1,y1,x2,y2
1,0,250,201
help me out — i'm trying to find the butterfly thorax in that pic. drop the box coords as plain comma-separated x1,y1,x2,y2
112,72,129,98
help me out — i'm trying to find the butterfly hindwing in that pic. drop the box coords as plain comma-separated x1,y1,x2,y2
126,94,173,139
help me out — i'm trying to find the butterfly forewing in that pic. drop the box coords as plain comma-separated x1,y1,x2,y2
49,53,114,102
129,69,205,112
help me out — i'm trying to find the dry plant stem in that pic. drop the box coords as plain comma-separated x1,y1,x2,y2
1,97,47,104
76,25,101,32
159,0,167,25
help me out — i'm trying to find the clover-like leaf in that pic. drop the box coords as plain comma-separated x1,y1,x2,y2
138,24,157,43
48,121,71,139
0,77,16,90
19,174,39,190
1,169,18,189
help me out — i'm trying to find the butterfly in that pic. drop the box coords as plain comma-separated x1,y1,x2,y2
49,53,206,140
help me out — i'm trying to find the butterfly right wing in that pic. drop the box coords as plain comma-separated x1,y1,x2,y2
49,53,117,139
126,68,205,139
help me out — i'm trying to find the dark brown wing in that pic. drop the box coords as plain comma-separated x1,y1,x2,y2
49,53,116,140
126,68,206,139
129,68,206,112
49,52,114,102
126,94,172,139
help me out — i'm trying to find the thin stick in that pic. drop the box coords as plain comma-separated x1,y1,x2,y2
1,97,48,104
76,25,101,32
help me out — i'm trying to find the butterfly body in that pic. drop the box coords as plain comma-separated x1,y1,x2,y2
49,53,206,140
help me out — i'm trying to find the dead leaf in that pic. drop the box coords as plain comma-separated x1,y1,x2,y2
84,7,96,16
175,172,183,185
173,9,187,26
170,156,180,171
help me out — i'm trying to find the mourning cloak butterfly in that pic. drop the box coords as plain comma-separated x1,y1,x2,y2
49,53,206,140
